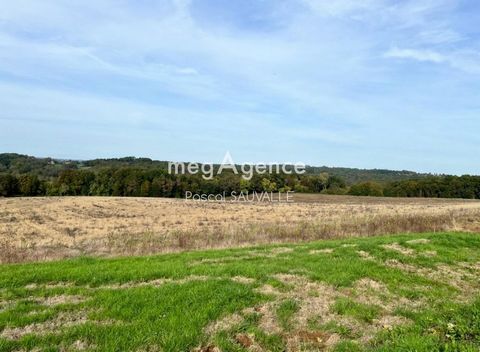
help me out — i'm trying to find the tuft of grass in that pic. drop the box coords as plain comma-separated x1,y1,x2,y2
276,299,300,330
308,319,359,339
264,278,292,293
333,297,382,323
334,340,364,352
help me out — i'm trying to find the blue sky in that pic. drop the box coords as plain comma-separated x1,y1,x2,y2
0,0,479,174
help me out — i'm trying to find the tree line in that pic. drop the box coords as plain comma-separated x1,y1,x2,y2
1,167,480,199
0,153,430,184
1,154,479,199
0,168,346,197
348,176,480,199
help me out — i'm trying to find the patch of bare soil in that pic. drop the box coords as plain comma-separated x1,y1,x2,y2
374,315,411,331
270,247,294,255
349,278,423,312
421,264,479,298
277,274,413,350
94,275,210,290
357,250,375,261
420,250,437,257
34,295,87,306
23,275,252,293
0,300,14,313
206,274,413,351
381,243,415,256
25,282,74,290
70,339,95,351
384,259,420,272
1,311,89,340
205,313,244,335
234,333,264,351
255,284,282,296
309,249,334,254
459,261,480,271
231,276,256,284
383,260,480,301
192,345,221,352
190,255,270,266
190,248,291,266
406,238,430,245
256,302,283,335
286,331,341,351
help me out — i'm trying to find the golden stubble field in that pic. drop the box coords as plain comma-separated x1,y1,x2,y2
1,194,480,263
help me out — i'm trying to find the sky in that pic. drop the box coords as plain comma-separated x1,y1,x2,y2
0,0,479,174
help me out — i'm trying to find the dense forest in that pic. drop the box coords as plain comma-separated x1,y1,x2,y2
1,153,479,199
0,153,429,183
0,165,348,197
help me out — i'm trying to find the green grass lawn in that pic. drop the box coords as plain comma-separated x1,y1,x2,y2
0,232,479,351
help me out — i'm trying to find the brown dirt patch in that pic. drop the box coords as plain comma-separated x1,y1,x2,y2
25,282,74,290
234,333,264,351
383,260,480,301
192,345,221,352
309,249,334,254
70,339,94,351
96,275,210,290
201,273,417,350
375,315,411,331
286,331,340,350
190,251,278,266
231,276,256,284
357,250,375,261
350,278,423,312
406,238,430,245
0,300,14,313
1,311,89,340
255,284,282,296
420,250,437,257
34,295,87,306
273,275,413,349
459,261,480,271
205,313,243,335
381,243,415,256
257,302,283,335
384,259,418,272
270,247,294,255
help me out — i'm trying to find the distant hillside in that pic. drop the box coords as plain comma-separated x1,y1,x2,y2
0,153,168,179
304,166,431,184
0,153,430,184
1,153,479,200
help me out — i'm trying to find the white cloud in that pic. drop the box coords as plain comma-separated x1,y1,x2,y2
417,29,462,44
384,47,446,63
301,0,383,17
385,47,480,74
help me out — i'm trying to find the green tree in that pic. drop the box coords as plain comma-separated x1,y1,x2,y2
349,182,384,197
261,178,277,192
0,174,19,197
18,174,41,196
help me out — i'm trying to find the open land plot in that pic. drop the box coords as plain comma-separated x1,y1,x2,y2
0,232,479,351
1,195,480,263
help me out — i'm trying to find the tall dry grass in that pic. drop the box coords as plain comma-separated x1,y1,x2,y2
1,195,479,263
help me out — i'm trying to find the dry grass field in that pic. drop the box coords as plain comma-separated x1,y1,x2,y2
1,195,480,263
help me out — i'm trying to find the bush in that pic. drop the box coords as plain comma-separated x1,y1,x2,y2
0,174,19,197
348,181,384,197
